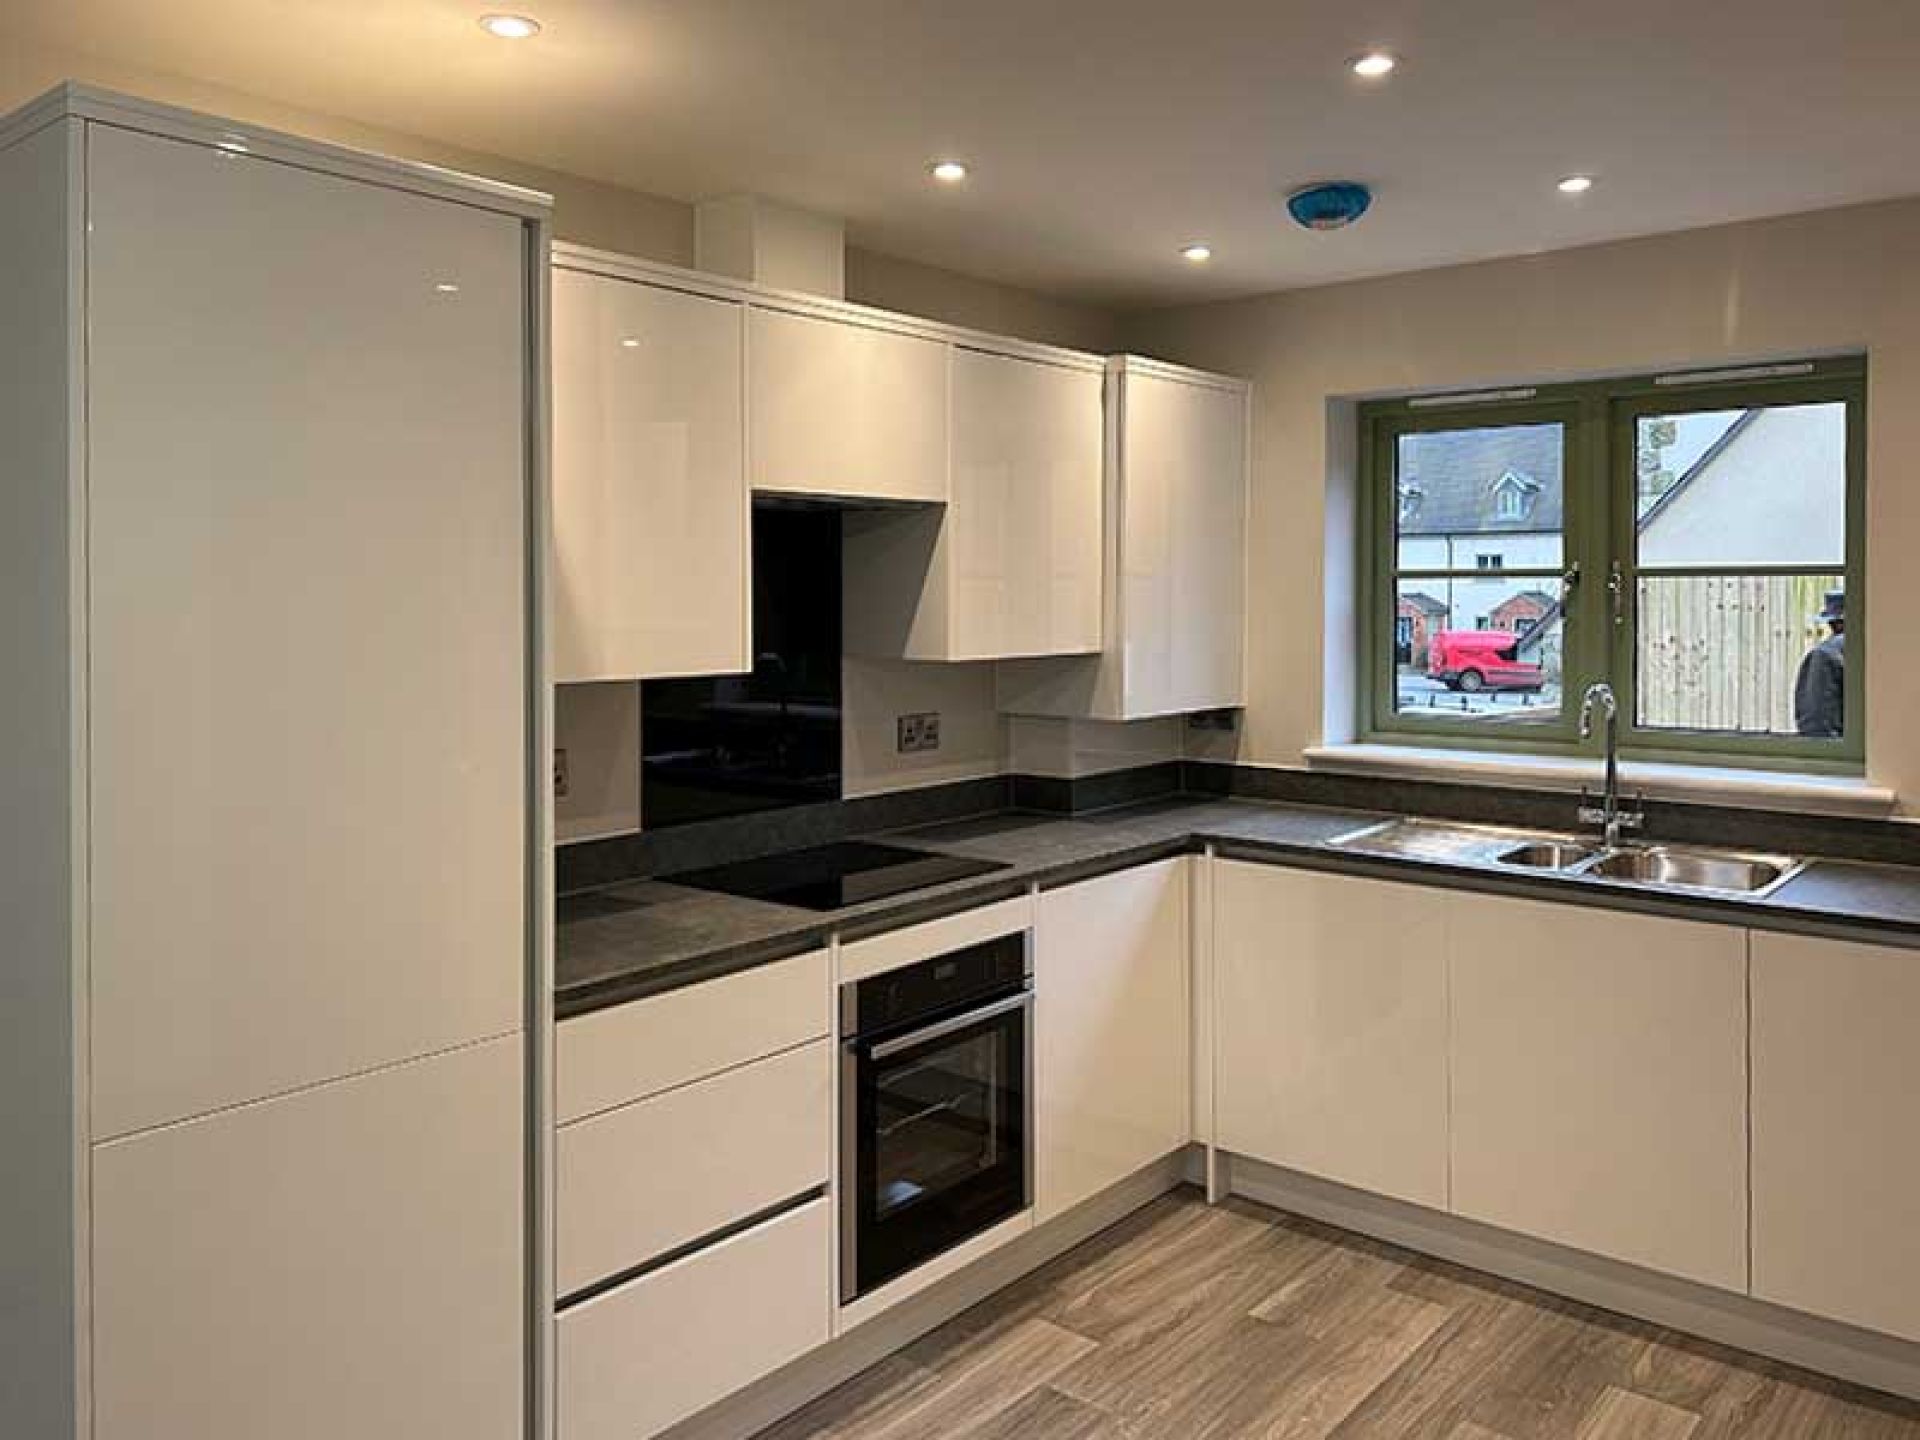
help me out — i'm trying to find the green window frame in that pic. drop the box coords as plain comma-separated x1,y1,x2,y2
1358,357,1867,772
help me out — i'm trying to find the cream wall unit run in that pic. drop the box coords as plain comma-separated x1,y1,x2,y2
0,86,549,1440
748,301,949,503
1212,862,1450,1210
997,356,1249,719
1448,893,1748,1292
844,345,1105,661
1034,858,1191,1222
551,251,750,682
1752,931,1920,1344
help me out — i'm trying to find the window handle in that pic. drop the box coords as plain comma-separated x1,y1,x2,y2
1608,560,1627,627
1561,563,1582,602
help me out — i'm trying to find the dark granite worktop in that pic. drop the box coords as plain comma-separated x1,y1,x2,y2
556,796,1920,1020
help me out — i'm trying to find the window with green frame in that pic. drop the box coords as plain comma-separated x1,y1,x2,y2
1359,358,1866,771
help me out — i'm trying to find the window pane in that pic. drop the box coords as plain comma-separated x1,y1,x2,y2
1636,574,1846,736
1395,423,1564,571
1393,579,1563,723
1636,403,1847,569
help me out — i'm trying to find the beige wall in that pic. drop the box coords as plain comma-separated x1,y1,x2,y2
1125,198,1920,813
0,37,1119,348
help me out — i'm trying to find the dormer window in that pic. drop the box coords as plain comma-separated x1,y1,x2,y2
1397,480,1425,525
1491,469,1538,522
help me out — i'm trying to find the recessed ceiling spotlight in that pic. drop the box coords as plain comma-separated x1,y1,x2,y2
1557,174,1596,195
1349,50,1398,79
478,13,541,39
620,337,642,348
1180,243,1213,263
929,159,969,184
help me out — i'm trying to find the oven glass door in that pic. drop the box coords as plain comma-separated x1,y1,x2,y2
844,990,1030,1302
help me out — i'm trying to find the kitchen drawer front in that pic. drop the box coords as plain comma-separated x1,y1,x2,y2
557,1039,832,1297
557,949,831,1123
558,1197,832,1440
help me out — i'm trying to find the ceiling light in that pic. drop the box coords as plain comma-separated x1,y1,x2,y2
434,282,461,294
1557,174,1596,195
929,160,969,184
1349,51,1398,79
620,337,642,348
478,13,541,39
1180,244,1213,263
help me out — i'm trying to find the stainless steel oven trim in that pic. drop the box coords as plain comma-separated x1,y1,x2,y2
866,989,1032,1061
838,944,1036,1307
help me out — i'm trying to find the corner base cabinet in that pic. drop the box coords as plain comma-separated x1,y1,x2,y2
1752,931,1920,1343
1035,858,1192,1221
1213,863,1450,1209
0,86,545,1440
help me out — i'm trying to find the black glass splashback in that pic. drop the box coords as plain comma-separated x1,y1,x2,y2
641,505,842,827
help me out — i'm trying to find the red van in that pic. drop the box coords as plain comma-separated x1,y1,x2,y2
1427,630,1546,693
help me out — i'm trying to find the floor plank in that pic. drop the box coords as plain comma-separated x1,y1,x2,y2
753,1189,1920,1440
1575,1386,1700,1440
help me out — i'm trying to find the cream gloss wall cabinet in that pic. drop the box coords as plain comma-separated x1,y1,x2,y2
844,344,1105,661
748,301,949,503
550,251,750,683
0,86,547,1440
996,356,1249,719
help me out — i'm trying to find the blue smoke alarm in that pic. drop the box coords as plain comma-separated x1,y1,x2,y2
1286,182,1373,230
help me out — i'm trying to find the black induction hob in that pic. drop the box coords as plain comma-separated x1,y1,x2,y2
664,840,1010,912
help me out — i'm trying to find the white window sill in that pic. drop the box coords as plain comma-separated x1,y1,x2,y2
1303,744,1898,820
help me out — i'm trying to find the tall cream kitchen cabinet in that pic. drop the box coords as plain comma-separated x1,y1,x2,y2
1448,895,1747,1291
748,301,949,502
551,249,750,682
1034,858,1191,1222
1752,932,1920,1343
1212,863,1451,1209
996,356,1248,719
0,87,547,1440
844,343,1105,660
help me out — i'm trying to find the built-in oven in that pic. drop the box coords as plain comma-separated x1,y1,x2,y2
839,932,1033,1304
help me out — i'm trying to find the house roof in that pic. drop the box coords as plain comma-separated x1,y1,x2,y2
1399,590,1450,616
1492,589,1556,612
1397,423,1564,535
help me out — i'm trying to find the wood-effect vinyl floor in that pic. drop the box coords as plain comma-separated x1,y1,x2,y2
756,1189,1920,1440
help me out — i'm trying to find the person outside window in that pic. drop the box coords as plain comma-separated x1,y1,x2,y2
1793,590,1845,738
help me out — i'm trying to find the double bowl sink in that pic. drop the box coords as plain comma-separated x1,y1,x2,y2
1329,817,1806,899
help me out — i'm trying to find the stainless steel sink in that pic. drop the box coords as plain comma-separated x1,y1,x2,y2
1328,817,1549,864
1496,840,1603,872
1585,845,1804,897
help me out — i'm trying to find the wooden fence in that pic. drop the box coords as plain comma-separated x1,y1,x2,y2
1636,574,1835,734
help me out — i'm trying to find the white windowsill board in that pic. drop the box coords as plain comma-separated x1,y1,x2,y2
1303,744,1899,820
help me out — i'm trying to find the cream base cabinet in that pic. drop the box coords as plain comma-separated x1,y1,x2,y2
748,303,948,503
844,345,1104,661
1448,895,1747,1291
1213,863,1450,1209
1035,858,1191,1222
551,258,749,682
92,1039,525,1440
1752,932,1920,1342
997,356,1248,720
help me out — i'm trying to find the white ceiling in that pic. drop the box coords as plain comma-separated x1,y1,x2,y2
11,0,1920,305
